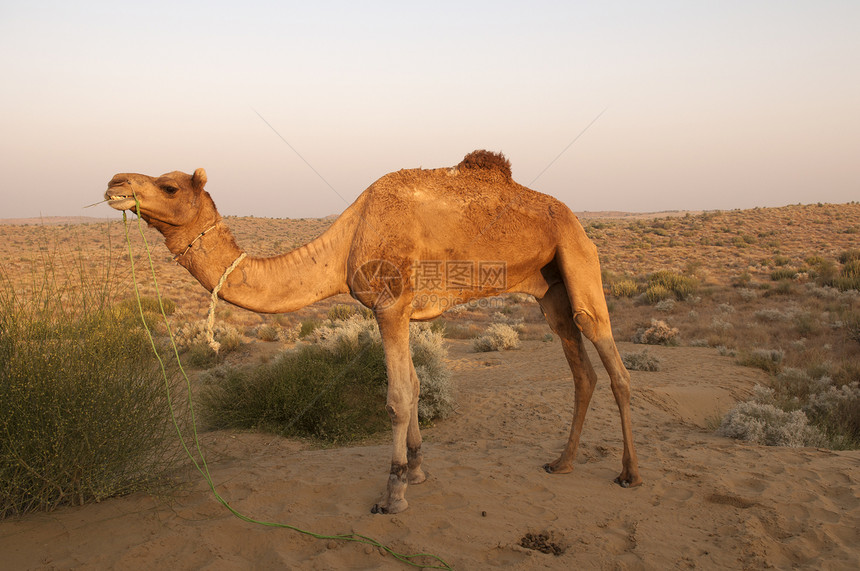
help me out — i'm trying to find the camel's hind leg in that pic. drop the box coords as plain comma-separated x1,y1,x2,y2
558,247,642,488
538,282,598,474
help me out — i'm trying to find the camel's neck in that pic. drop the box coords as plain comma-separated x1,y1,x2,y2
160,209,353,314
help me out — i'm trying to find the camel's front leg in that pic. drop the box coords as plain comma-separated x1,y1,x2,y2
371,310,416,514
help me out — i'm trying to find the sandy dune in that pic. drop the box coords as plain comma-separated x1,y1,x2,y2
2,340,858,570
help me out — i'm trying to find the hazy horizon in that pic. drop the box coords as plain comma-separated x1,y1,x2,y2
1,2,858,220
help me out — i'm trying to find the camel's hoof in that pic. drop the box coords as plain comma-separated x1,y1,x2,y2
408,469,427,485
370,499,408,515
543,462,573,475
614,475,642,488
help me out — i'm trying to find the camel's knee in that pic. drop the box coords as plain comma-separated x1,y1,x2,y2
385,403,404,422
573,309,601,340
385,400,411,426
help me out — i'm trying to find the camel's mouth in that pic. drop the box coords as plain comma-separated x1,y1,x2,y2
104,192,138,211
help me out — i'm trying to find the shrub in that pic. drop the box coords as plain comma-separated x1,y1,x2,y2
644,284,672,304
473,323,520,352
842,259,860,278
770,267,798,281
717,303,735,314
621,349,661,371
773,368,821,403
717,345,736,357
438,320,482,339
173,320,242,366
846,312,860,345
256,323,280,342
737,348,784,374
710,317,733,332
632,319,679,346
410,323,455,421
718,400,826,447
833,260,860,291
648,270,698,301
299,319,321,338
837,250,860,264
731,273,752,287
279,322,302,343
768,280,795,296
610,279,639,298
748,368,860,449
738,288,757,301
110,295,176,332
327,303,371,321
0,254,183,517
808,258,837,283
805,382,860,448
200,316,454,443
754,308,792,322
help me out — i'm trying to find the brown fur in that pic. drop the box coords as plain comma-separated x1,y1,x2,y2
456,149,513,180
104,150,641,515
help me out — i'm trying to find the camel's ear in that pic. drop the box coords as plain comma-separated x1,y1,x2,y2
192,168,207,190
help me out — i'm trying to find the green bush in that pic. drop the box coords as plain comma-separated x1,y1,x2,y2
610,279,639,298
834,260,860,291
299,319,321,338
770,267,797,281
737,348,785,374
644,283,672,304
837,250,860,264
647,270,698,301
0,256,183,517
327,303,371,321
200,317,454,443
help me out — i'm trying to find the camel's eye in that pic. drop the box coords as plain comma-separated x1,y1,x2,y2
162,185,179,195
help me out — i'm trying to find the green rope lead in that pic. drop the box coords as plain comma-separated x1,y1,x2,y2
121,204,453,570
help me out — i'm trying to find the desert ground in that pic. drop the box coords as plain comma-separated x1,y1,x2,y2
1,203,858,569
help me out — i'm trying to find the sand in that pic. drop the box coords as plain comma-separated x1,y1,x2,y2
1,340,858,570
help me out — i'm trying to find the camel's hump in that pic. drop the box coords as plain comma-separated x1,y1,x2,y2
456,150,512,181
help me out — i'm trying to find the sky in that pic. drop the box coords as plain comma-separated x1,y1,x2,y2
1,1,858,219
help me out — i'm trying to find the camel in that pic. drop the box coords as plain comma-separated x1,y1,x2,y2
104,150,641,514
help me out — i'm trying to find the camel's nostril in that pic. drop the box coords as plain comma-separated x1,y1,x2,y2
108,175,129,188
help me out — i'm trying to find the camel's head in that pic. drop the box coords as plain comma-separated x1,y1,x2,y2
104,168,209,227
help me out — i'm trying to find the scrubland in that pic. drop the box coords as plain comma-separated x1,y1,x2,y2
1,202,858,569
2,202,857,466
